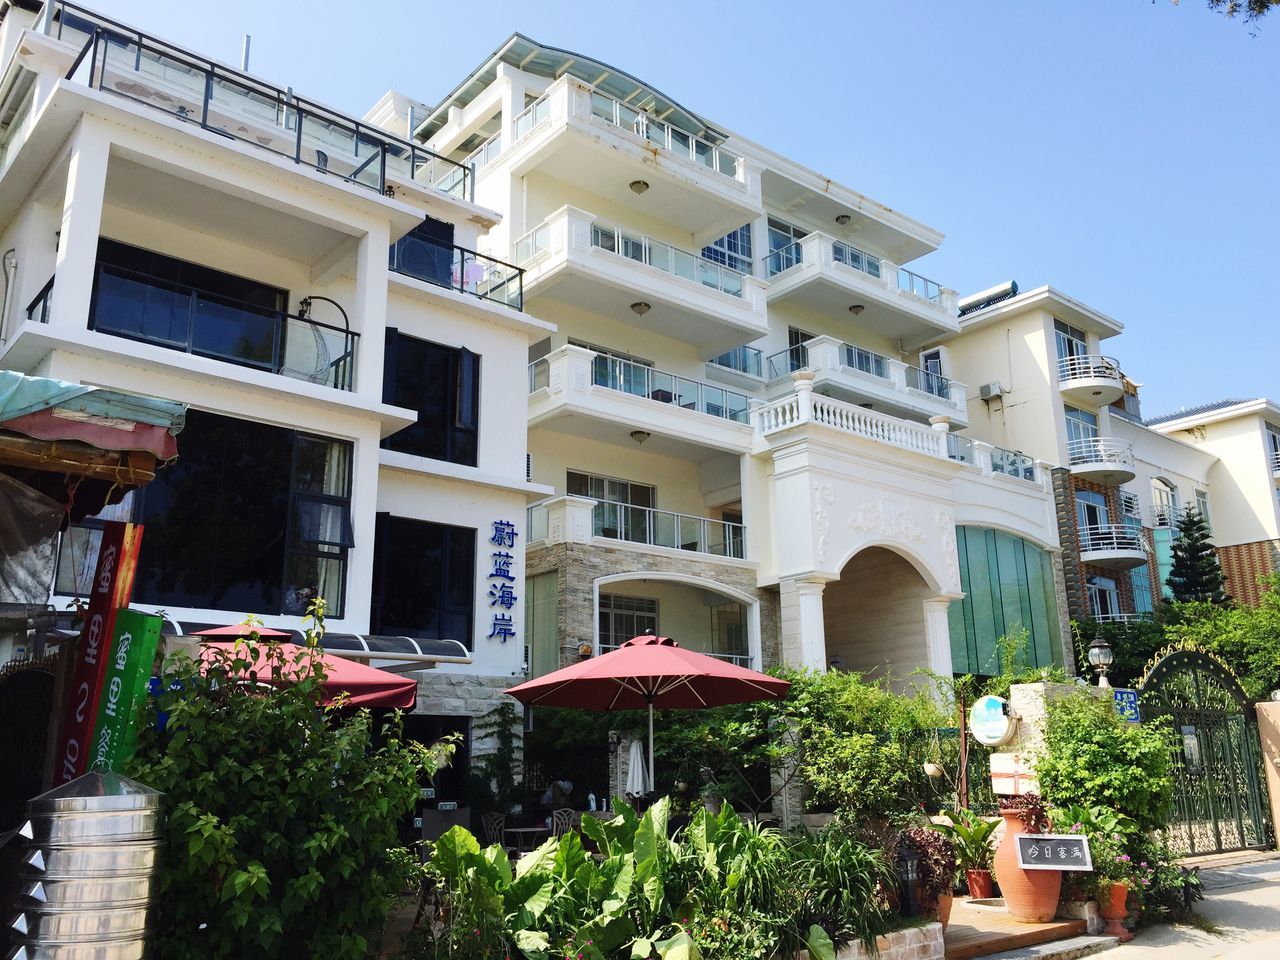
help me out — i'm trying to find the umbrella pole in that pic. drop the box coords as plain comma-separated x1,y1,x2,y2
648,699,655,796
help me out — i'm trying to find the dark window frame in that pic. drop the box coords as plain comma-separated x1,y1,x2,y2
382,328,480,466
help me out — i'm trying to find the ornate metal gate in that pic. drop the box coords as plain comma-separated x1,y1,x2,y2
1138,645,1273,856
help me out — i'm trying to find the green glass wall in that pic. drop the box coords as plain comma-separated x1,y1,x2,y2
948,526,1063,675
1153,527,1175,600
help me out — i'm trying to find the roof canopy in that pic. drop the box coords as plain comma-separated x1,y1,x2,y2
417,33,722,144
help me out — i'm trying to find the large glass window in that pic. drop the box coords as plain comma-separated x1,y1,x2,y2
1076,489,1110,531
1130,567,1155,614
567,471,654,540
765,218,807,275
1086,574,1119,620
371,515,476,648
598,593,657,651
1152,477,1179,527
1064,405,1099,446
701,224,752,275
382,330,479,466
1053,318,1088,363
1195,489,1211,530
57,410,354,617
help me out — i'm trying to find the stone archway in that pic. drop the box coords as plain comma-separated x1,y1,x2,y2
822,545,951,689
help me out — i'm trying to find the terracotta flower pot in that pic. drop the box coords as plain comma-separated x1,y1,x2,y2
1099,881,1133,942
993,811,1062,923
936,892,954,930
966,868,994,899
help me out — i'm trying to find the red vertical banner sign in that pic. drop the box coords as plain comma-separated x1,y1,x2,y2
53,520,144,784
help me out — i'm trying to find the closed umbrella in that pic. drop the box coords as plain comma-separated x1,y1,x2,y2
505,633,790,795
625,738,650,797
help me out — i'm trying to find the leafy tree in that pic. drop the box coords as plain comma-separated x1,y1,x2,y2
1167,509,1229,604
1203,0,1277,21
128,607,454,959
1165,575,1280,699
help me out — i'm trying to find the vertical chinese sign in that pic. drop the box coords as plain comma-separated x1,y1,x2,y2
486,519,518,644
89,608,163,771
53,520,144,784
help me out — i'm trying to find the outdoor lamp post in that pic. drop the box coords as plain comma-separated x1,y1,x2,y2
1087,631,1114,688
895,845,921,917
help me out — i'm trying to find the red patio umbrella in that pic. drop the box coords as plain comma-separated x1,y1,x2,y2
192,624,293,639
199,641,417,709
505,633,790,794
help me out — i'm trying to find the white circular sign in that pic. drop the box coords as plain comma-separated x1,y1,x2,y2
969,695,1017,746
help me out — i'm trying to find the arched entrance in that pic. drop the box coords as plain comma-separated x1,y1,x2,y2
1138,646,1273,855
823,545,947,688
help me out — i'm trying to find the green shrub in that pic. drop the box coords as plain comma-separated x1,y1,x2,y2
1034,693,1173,833
129,609,452,959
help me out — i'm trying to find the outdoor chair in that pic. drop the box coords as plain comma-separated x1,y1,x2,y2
551,807,577,838
480,811,506,847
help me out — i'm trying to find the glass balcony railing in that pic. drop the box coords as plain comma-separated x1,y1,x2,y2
897,267,942,303
588,90,742,179
763,240,804,279
463,131,503,172
389,235,524,310
26,278,54,324
592,499,745,559
513,93,551,142
766,344,809,380
842,343,891,380
527,358,550,393
947,434,976,464
57,5,469,200
591,355,750,424
833,240,882,279
88,263,357,390
590,224,745,297
991,447,1037,482
709,345,764,379
905,364,952,400
763,236,883,280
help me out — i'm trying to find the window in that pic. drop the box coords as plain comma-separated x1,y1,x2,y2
701,224,752,274
1053,319,1088,363
382,330,479,466
371,515,476,648
567,471,655,539
1152,477,1179,527
1130,567,1155,614
765,218,807,275
785,326,815,374
1076,489,1110,532
56,410,354,617
524,571,560,678
1086,574,1119,620
599,593,657,651
1064,405,1099,455
1194,489,1211,529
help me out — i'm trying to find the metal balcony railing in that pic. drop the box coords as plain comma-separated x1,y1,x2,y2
766,344,809,380
1151,504,1187,529
843,343,891,379
1078,523,1145,554
588,90,742,179
1067,436,1134,467
905,364,953,400
1271,449,1280,474
1058,354,1123,382
389,235,523,310
590,224,746,297
600,642,750,667
897,267,942,303
590,355,750,424
58,5,470,199
89,263,357,390
709,345,764,379
26,278,54,323
833,240,883,279
592,499,745,559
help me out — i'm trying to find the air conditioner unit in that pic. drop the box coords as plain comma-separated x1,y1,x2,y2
979,382,1005,401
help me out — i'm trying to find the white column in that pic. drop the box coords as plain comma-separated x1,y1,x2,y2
50,120,111,331
352,222,390,399
923,596,956,677
544,495,596,545
781,577,828,670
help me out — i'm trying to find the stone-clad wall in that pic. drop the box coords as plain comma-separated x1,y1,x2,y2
526,542,781,668
412,673,521,760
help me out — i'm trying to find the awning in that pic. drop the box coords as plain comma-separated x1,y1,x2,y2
200,641,418,709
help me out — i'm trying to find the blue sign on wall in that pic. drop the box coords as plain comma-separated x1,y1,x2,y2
1113,688,1141,723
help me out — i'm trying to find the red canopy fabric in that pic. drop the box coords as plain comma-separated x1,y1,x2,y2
192,624,293,638
200,641,417,709
504,634,790,710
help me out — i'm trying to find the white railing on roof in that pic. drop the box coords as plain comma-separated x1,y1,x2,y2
1079,524,1145,554
1058,355,1123,383
1068,437,1134,467
587,90,742,179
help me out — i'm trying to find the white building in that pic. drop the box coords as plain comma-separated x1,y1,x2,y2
414,35,1068,685
0,3,555,792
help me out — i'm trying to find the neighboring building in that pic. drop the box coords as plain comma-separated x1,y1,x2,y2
0,3,555,797
1147,400,1280,605
416,35,1067,685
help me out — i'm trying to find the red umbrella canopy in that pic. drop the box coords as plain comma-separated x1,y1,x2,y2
199,641,417,709
192,624,293,639
504,634,790,710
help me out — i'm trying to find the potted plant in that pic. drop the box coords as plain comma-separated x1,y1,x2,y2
1089,834,1135,942
993,793,1061,923
892,827,958,929
932,808,999,899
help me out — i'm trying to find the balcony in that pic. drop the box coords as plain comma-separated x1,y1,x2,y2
78,265,357,389
763,336,968,426
1058,354,1124,407
1078,524,1149,571
527,345,753,455
762,232,959,342
1068,437,1136,486
389,234,523,310
513,207,768,356
527,495,747,563
59,8,470,200
496,77,761,240
705,345,765,391
1271,449,1280,479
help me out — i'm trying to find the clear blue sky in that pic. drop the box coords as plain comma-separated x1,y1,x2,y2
104,0,1276,417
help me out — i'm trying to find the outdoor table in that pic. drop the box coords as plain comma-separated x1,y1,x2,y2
504,826,549,853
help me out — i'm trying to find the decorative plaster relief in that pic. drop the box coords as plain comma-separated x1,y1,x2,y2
813,483,834,563
847,495,926,545
935,509,962,592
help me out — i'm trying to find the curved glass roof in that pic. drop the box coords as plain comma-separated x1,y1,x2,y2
417,33,723,143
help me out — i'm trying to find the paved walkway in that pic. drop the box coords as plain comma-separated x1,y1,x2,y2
1090,858,1280,960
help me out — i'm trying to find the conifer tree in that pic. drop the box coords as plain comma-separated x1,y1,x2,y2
1167,508,1229,604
